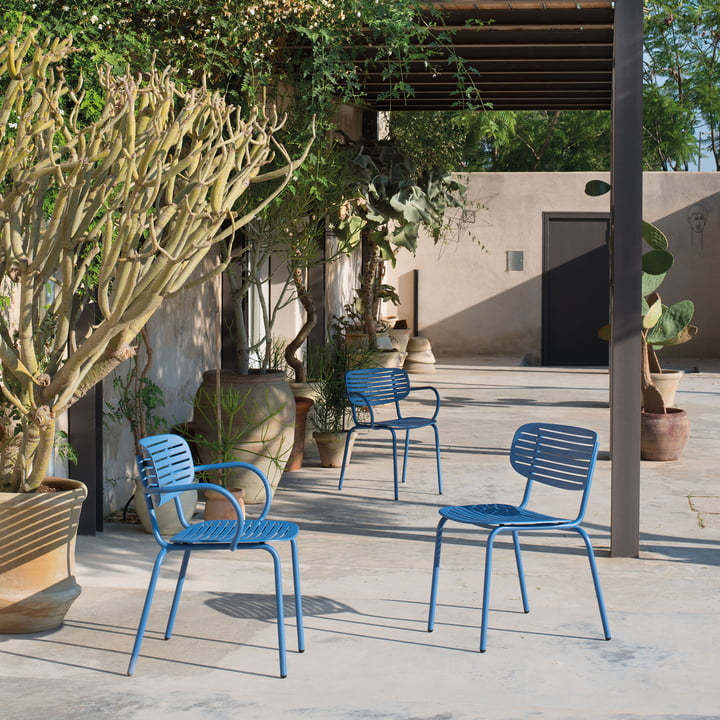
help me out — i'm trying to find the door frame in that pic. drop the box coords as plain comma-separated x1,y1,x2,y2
541,211,611,366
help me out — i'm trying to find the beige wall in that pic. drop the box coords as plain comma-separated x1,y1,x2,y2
384,172,720,361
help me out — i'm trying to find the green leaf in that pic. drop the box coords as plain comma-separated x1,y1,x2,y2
647,300,695,346
642,221,669,251
643,295,663,330
642,248,673,275
585,180,611,196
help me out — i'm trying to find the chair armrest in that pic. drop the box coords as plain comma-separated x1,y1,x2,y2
348,391,376,426
407,385,441,419
194,460,272,520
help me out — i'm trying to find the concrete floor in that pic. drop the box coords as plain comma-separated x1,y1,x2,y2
2,358,719,719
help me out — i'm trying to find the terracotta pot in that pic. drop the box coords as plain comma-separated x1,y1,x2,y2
286,397,315,471
641,407,690,461
0,477,87,633
649,370,684,408
204,487,246,521
313,431,355,468
290,383,320,458
193,370,295,504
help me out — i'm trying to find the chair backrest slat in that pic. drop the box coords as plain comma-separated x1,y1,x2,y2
510,423,598,492
346,367,411,406
138,434,195,507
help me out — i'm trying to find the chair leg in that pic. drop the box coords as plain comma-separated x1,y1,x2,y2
290,538,305,653
389,428,400,500
480,527,502,652
165,550,191,640
400,430,410,484
261,544,288,678
511,531,530,613
337,429,356,490
427,517,447,631
575,526,612,640
127,547,168,675
432,423,443,495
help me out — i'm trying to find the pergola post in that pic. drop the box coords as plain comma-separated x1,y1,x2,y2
610,0,644,557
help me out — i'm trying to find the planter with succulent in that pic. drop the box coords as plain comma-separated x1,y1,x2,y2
332,140,467,352
0,28,304,632
587,180,697,461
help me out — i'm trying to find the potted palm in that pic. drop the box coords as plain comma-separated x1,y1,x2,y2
0,28,303,632
308,338,378,467
587,181,697,460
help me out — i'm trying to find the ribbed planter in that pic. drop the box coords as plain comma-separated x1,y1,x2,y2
0,478,87,633
193,370,295,503
641,408,690,461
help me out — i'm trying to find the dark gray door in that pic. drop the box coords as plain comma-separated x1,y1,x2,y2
542,213,610,366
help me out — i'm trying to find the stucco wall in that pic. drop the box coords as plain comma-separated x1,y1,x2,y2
384,172,720,361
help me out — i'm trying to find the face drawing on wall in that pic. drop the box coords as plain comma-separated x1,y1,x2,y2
687,203,708,249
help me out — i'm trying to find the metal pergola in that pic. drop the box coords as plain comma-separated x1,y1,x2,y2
356,0,643,557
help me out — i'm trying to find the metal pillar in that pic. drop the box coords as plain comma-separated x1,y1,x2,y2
610,0,644,557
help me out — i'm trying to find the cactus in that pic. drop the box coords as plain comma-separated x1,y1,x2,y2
587,181,697,414
0,28,308,491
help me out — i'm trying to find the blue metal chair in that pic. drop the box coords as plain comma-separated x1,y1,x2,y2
339,367,443,500
428,422,611,651
127,434,304,678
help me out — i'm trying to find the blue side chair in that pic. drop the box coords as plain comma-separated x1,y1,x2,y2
339,367,443,500
127,434,304,678
428,422,611,651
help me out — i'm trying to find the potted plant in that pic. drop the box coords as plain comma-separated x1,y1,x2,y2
587,180,697,460
0,27,303,632
308,338,378,467
332,140,467,350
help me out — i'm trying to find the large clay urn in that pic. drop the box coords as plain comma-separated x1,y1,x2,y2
193,370,295,503
0,478,87,633
640,407,690,461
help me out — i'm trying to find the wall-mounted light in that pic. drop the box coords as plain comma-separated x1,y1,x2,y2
506,250,524,271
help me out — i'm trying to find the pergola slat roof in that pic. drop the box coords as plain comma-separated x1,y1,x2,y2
356,0,615,111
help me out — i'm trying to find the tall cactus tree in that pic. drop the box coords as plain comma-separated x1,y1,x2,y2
0,28,309,491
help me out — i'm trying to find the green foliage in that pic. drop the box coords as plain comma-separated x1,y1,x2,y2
2,0,478,130
644,1,720,170
308,339,378,434
104,360,168,452
332,139,466,346
0,27,302,491
585,180,697,413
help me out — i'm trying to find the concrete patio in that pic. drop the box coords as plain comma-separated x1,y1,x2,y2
2,358,719,719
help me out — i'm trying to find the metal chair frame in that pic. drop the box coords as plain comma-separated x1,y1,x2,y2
339,367,443,500
127,434,304,678
427,422,611,651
